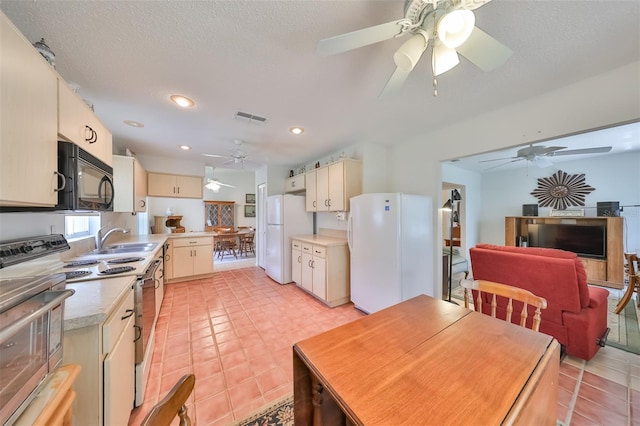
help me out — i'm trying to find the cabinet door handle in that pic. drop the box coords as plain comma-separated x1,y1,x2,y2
313,200,316,208
324,199,329,207
139,199,146,208
53,171,66,192
173,187,176,194
121,309,134,320
165,254,171,261
308,259,312,267
133,325,142,342
177,187,180,194
85,125,97,144
292,181,296,187
298,255,301,263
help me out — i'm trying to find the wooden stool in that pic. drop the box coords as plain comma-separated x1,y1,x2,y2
14,364,81,426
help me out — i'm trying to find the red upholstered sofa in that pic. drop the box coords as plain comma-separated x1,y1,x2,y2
469,244,609,360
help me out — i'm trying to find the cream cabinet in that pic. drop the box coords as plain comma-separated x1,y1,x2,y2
292,238,350,307
0,13,60,207
113,155,148,212
103,289,136,426
63,281,135,426
291,240,303,285
305,159,362,212
164,240,174,281
285,174,306,193
147,172,203,199
58,79,113,166
168,236,213,280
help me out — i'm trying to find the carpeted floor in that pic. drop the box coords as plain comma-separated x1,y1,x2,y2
233,395,293,426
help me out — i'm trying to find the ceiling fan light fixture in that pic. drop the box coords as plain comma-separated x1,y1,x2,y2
437,9,475,48
289,127,304,135
393,32,428,71
432,43,460,76
179,145,191,150
205,181,221,192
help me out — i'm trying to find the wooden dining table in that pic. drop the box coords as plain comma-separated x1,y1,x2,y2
293,295,560,425
211,229,254,256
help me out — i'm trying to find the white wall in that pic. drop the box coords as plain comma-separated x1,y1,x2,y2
390,61,640,295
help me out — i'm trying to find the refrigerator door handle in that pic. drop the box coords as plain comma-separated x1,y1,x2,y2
347,214,353,252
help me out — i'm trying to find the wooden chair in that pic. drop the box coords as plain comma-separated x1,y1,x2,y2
461,279,548,332
239,232,255,257
216,231,238,260
141,374,195,426
615,252,640,314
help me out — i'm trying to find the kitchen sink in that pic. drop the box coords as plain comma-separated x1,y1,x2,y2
92,242,158,254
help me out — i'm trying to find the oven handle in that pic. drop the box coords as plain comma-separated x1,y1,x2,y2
0,289,75,343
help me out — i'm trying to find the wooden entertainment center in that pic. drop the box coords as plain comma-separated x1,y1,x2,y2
505,216,624,289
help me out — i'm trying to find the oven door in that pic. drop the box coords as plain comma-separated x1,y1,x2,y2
0,289,74,425
76,158,114,211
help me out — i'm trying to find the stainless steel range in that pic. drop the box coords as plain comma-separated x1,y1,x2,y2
0,235,75,425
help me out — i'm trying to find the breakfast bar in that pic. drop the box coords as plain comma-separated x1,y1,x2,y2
293,295,560,425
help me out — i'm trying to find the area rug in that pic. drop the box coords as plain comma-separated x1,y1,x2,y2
232,395,293,426
606,294,640,355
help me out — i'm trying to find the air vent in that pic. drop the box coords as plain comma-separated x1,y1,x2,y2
234,111,267,126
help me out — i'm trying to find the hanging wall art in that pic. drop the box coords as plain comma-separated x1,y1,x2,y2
530,170,595,210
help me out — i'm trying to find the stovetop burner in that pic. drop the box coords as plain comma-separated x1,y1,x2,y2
98,266,136,275
65,270,92,279
107,257,144,264
64,259,99,268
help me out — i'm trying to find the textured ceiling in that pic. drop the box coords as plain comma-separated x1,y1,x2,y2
2,1,639,172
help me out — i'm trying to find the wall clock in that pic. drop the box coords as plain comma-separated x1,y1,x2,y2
530,170,595,210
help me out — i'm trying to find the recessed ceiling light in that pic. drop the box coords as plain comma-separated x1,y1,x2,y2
170,95,195,108
123,120,144,128
290,127,304,135
179,145,191,150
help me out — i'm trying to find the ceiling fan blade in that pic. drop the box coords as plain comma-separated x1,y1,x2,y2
456,26,512,72
484,158,523,171
479,156,517,163
460,0,493,11
550,146,613,156
317,19,410,56
218,182,236,188
379,66,412,99
538,146,567,155
202,154,228,159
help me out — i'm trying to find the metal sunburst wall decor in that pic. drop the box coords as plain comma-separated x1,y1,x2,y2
530,170,595,210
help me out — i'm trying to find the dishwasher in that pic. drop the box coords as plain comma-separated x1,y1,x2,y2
134,256,161,407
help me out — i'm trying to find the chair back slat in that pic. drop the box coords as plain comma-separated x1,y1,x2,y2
461,280,547,332
141,374,195,426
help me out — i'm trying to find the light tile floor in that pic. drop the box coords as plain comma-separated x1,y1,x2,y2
128,267,640,425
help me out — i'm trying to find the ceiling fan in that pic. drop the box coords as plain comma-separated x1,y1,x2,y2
481,144,613,170
202,140,257,168
204,166,235,192
317,0,512,98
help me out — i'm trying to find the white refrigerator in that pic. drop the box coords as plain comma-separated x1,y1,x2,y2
348,193,433,313
266,194,313,284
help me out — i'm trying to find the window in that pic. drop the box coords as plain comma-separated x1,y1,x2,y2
64,215,100,239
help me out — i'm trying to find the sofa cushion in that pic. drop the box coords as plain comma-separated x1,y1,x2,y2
474,244,590,307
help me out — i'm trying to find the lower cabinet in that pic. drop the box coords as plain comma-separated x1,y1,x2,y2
292,239,350,307
63,283,135,426
167,236,214,281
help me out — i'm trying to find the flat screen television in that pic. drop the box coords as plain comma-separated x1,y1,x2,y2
527,223,607,259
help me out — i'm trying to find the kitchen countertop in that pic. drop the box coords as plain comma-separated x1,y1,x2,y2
64,275,135,331
291,234,348,246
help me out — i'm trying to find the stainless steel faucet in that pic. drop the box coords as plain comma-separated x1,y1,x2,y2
96,227,129,250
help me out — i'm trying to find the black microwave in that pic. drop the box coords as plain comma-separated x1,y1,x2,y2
57,141,114,211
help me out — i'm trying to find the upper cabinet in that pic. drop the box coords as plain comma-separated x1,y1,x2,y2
285,174,306,193
147,172,203,199
0,12,60,207
113,155,147,212
58,79,113,166
305,159,362,212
